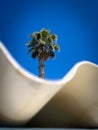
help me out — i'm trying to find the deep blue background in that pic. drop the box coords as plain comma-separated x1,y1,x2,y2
0,0,98,79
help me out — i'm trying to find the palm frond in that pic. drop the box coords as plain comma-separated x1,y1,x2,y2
27,47,33,54
47,37,53,43
48,44,54,51
32,50,38,59
41,28,50,38
26,42,34,48
38,39,46,45
49,51,55,58
53,43,60,51
35,32,42,40
51,34,58,41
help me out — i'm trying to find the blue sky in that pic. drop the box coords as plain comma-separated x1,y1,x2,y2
0,0,98,79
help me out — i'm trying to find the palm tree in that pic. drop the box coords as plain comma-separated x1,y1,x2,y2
26,28,60,79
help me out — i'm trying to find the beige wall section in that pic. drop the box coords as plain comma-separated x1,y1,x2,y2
32,63,98,127
0,42,63,125
0,41,98,127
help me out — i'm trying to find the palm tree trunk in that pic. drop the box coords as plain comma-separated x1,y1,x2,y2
39,46,46,79
39,59,45,78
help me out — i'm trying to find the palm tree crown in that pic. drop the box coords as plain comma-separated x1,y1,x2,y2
26,28,60,78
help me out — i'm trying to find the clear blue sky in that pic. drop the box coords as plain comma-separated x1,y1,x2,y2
0,0,98,79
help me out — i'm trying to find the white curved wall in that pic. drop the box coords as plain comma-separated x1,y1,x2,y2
0,42,98,127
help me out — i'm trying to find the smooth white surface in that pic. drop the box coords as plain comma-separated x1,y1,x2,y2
0,41,98,127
